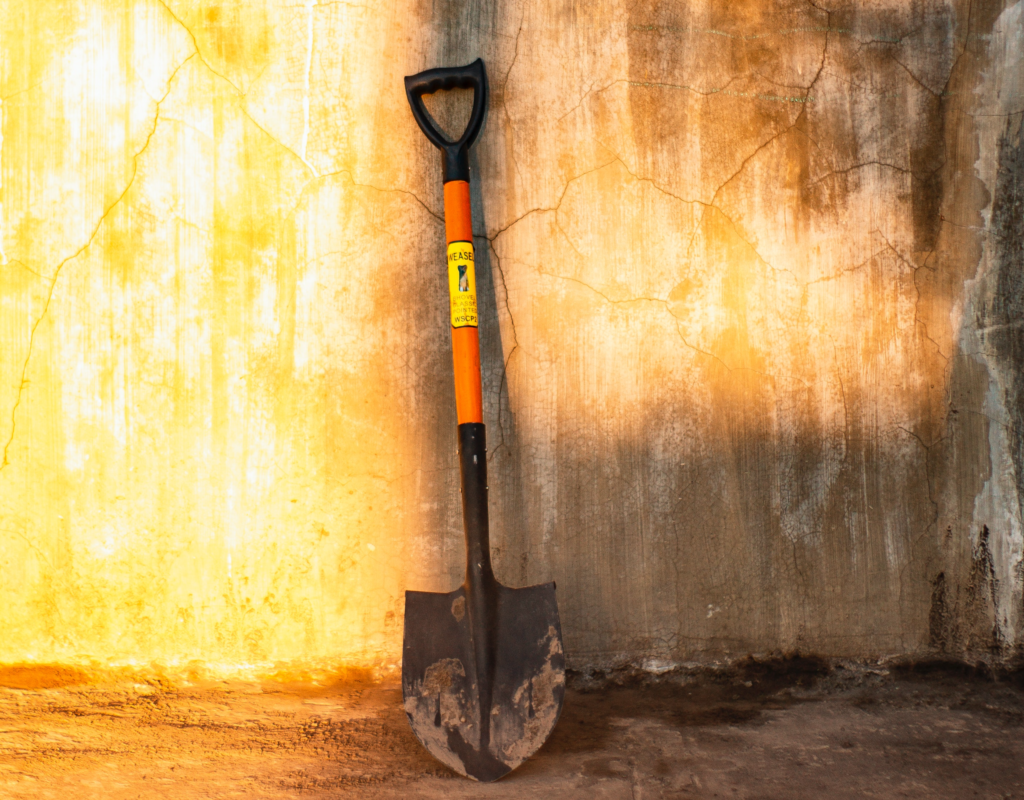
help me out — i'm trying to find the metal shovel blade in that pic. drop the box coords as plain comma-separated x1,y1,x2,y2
402,581,565,782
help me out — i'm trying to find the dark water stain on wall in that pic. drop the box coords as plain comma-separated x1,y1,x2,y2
984,115,1024,534
930,524,1010,654
609,1,974,659
928,0,1022,662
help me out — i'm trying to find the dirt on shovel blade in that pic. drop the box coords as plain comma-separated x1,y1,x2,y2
402,582,565,781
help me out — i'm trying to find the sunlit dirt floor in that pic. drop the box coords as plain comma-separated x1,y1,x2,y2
1,660,1022,799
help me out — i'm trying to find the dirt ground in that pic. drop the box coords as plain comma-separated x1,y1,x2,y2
0,659,1022,799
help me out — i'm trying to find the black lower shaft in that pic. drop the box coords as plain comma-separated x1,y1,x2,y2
457,422,497,749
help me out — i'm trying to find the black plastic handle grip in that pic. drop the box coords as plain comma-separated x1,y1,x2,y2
405,59,488,183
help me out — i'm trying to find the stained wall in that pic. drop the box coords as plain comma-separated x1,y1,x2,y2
0,0,1021,672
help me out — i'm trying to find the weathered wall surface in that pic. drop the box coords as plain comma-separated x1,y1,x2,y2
0,0,1021,672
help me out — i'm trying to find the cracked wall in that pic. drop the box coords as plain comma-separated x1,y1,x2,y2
0,0,1021,672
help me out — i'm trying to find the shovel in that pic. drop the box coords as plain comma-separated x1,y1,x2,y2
401,58,566,782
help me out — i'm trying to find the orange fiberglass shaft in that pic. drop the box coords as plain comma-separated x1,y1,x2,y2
444,180,483,425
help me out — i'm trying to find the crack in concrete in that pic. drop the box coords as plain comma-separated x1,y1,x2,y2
154,0,320,177
490,151,795,285
871,229,949,364
964,109,1024,119
827,334,850,450
557,75,748,124
741,7,826,176
894,423,943,577
536,267,670,308
0,80,47,103
942,0,975,98
679,9,829,274
896,424,948,453
887,242,950,365
300,0,316,162
802,227,923,291
486,156,621,244
889,53,942,98
803,246,886,287
7,259,48,280
1,53,195,471
154,0,237,89
809,160,912,185
855,25,925,50
298,0,369,8
0,523,76,611
292,168,443,224
633,79,815,105
938,214,996,237
627,21,850,42
753,69,818,92
501,11,526,191
606,153,798,280
486,238,519,463
0,97,5,266
159,115,214,141
531,264,811,389
484,136,833,389
959,407,1015,433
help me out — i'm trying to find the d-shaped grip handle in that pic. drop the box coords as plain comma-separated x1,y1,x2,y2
405,59,488,183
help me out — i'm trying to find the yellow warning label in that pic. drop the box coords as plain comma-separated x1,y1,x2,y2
447,241,478,328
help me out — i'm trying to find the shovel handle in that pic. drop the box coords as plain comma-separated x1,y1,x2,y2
404,59,488,183
445,181,483,424
404,60,489,425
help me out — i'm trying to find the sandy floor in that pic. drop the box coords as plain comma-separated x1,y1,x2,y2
0,660,1021,799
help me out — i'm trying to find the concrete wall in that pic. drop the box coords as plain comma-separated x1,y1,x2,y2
0,0,1021,673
